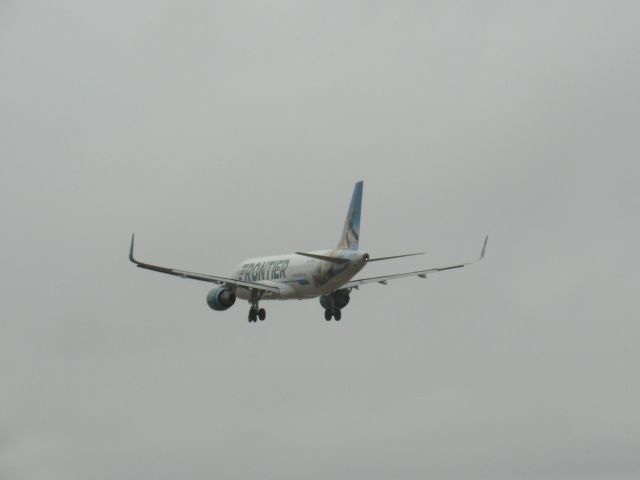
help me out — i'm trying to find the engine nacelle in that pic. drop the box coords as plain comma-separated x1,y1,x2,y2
206,287,236,311
319,289,350,311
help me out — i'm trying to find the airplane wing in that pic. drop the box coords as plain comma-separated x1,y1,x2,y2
342,236,488,289
128,235,279,293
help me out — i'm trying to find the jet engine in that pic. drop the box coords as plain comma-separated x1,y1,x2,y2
319,288,350,311
206,287,236,311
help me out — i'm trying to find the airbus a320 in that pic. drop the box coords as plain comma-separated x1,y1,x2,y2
129,181,487,323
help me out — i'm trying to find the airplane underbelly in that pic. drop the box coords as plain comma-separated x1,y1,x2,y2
235,283,297,301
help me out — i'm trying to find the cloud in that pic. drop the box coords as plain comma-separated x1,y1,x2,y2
1,1,639,479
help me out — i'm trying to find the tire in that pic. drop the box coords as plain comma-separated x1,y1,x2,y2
258,308,266,321
334,309,342,321
324,309,333,321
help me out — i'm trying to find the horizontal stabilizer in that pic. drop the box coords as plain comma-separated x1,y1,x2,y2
368,252,426,262
294,252,351,264
342,235,488,289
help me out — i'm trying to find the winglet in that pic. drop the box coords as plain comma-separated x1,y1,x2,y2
129,234,136,263
480,235,488,261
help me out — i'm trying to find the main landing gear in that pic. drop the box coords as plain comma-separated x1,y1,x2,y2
320,289,349,322
248,307,266,322
324,309,342,321
248,289,266,323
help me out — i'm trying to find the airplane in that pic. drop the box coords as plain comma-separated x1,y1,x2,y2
129,181,487,323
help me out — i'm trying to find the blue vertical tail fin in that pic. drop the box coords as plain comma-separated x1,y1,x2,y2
337,181,363,250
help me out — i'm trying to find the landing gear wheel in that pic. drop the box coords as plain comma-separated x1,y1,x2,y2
258,308,266,321
248,308,258,322
324,309,333,321
334,309,342,321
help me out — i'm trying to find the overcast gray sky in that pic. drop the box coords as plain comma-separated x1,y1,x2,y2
1,1,639,479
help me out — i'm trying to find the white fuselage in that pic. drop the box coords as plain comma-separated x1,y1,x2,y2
233,250,369,300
